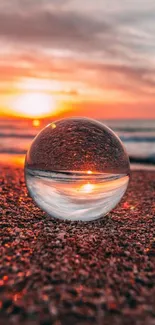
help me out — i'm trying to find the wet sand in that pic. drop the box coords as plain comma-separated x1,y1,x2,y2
0,166,155,325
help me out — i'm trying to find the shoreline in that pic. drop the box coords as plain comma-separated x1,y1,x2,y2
1,153,155,171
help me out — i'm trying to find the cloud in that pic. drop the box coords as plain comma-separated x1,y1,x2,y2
0,10,110,44
0,50,154,101
0,0,69,10
0,1,154,103
113,7,155,25
0,9,129,63
0,5,154,69
77,62,155,99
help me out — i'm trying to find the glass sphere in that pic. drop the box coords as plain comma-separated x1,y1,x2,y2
25,118,130,221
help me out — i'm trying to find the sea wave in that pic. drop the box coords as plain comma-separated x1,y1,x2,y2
120,136,155,143
0,119,155,166
0,148,27,154
0,131,155,143
130,156,155,164
114,127,155,132
0,133,34,139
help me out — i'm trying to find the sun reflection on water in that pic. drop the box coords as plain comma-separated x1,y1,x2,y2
33,119,40,127
79,182,94,193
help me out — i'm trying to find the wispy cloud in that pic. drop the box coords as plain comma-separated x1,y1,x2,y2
0,10,111,50
0,51,154,101
0,5,154,64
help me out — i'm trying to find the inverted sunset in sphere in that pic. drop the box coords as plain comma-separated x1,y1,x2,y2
25,118,130,221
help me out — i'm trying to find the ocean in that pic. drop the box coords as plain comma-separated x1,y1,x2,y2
0,118,155,169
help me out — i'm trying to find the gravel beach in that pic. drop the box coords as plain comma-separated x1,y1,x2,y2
0,166,155,325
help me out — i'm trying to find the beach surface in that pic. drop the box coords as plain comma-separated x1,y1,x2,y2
0,166,155,325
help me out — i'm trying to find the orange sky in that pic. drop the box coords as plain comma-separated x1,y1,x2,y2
0,0,155,119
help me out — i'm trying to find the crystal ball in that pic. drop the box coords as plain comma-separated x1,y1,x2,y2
25,118,130,221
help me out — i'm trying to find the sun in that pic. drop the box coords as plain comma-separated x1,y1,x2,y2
12,92,56,118
79,183,94,193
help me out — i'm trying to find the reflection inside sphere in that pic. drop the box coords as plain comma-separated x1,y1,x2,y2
25,118,130,221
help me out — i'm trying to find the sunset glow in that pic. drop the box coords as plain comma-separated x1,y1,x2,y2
0,0,155,119
12,93,57,118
